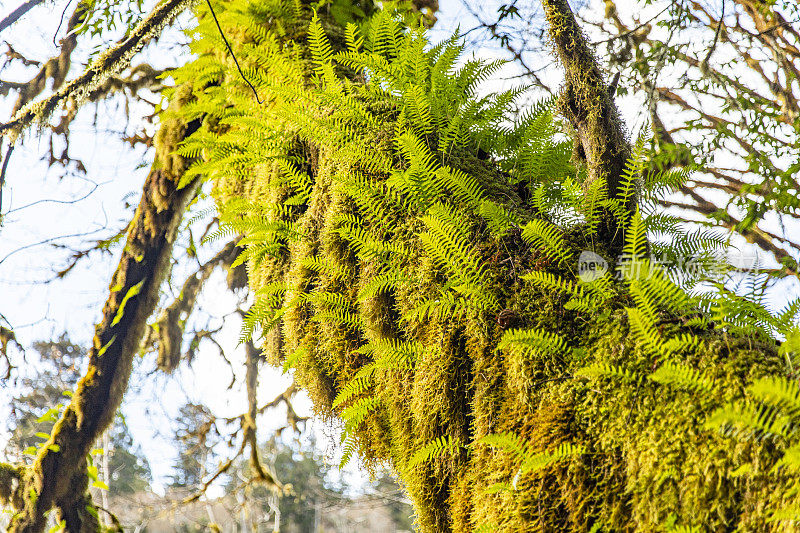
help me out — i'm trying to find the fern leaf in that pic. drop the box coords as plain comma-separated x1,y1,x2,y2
408,436,462,468
649,362,715,393
575,363,637,382
521,219,572,266
498,328,568,357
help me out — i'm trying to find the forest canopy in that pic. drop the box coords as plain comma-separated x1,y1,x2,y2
0,0,799,531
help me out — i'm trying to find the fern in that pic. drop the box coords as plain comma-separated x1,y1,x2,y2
308,12,334,71
482,432,583,489
649,362,716,393
519,443,584,475
300,255,351,280
281,345,308,373
521,219,572,266
408,436,462,468
575,363,638,382
339,434,359,468
480,432,529,464
344,22,364,53
498,328,568,357
621,210,648,264
706,401,790,440
241,282,288,342
341,396,381,433
333,364,376,408
750,376,800,416
357,271,407,301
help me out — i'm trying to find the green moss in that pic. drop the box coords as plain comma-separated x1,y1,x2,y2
176,1,800,531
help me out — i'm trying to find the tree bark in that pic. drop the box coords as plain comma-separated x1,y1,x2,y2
541,0,631,203
5,87,200,532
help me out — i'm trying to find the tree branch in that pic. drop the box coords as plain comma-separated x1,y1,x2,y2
0,0,195,140
540,0,631,203
0,0,44,34
5,86,201,532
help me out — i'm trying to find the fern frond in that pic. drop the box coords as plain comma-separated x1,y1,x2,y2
419,203,486,287
308,13,334,70
626,307,665,358
240,282,288,342
707,401,790,439
344,22,364,53
300,255,351,280
622,210,648,261
357,271,407,301
775,443,800,474
521,219,572,266
498,328,568,357
280,160,314,201
333,364,376,408
521,271,580,297
649,362,715,393
339,434,358,468
408,436,462,468
477,200,521,236
282,345,309,373
575,363,637,382
480,432,529,464
341,396,381,433
520,443,584,475
749,376,800,416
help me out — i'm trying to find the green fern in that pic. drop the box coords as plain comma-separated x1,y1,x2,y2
521,219,572,267
649,362,716,393
575,363,638,382
408,436,462,468
498,328,568,357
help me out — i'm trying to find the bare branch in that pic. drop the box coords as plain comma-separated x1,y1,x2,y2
0,0,196,140
0,0,44,34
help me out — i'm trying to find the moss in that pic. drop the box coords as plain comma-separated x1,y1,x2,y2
227,131,794,531
183,1,800,531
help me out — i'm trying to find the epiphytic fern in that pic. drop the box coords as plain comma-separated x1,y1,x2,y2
407,435,462,468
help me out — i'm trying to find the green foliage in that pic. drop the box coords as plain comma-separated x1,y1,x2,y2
648,362,716,393
481,432,583,489
498,327,567,357
408,435,462,468
173,2,800,530
521,219,572,266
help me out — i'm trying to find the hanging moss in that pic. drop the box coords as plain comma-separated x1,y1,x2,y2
169,1,800,531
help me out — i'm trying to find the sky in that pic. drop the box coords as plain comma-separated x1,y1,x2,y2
1,0,798,495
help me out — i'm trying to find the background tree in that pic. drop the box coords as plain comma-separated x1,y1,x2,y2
227,436,414,532
4,336,152,496
169,402,219,490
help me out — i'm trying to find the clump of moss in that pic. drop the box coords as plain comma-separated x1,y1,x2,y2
177,1,800,530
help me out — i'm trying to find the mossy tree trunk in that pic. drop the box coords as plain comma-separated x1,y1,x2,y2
1,88,201,532
188,0,799,531
1,0,796,531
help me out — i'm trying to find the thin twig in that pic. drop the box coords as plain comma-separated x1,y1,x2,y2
53,0,76,46
204,0,262,103
0,142,14,215
0,0,44,34
0,0,195,138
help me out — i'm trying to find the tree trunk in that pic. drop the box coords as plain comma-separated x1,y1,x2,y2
192,0,798,531
3,85,201,532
